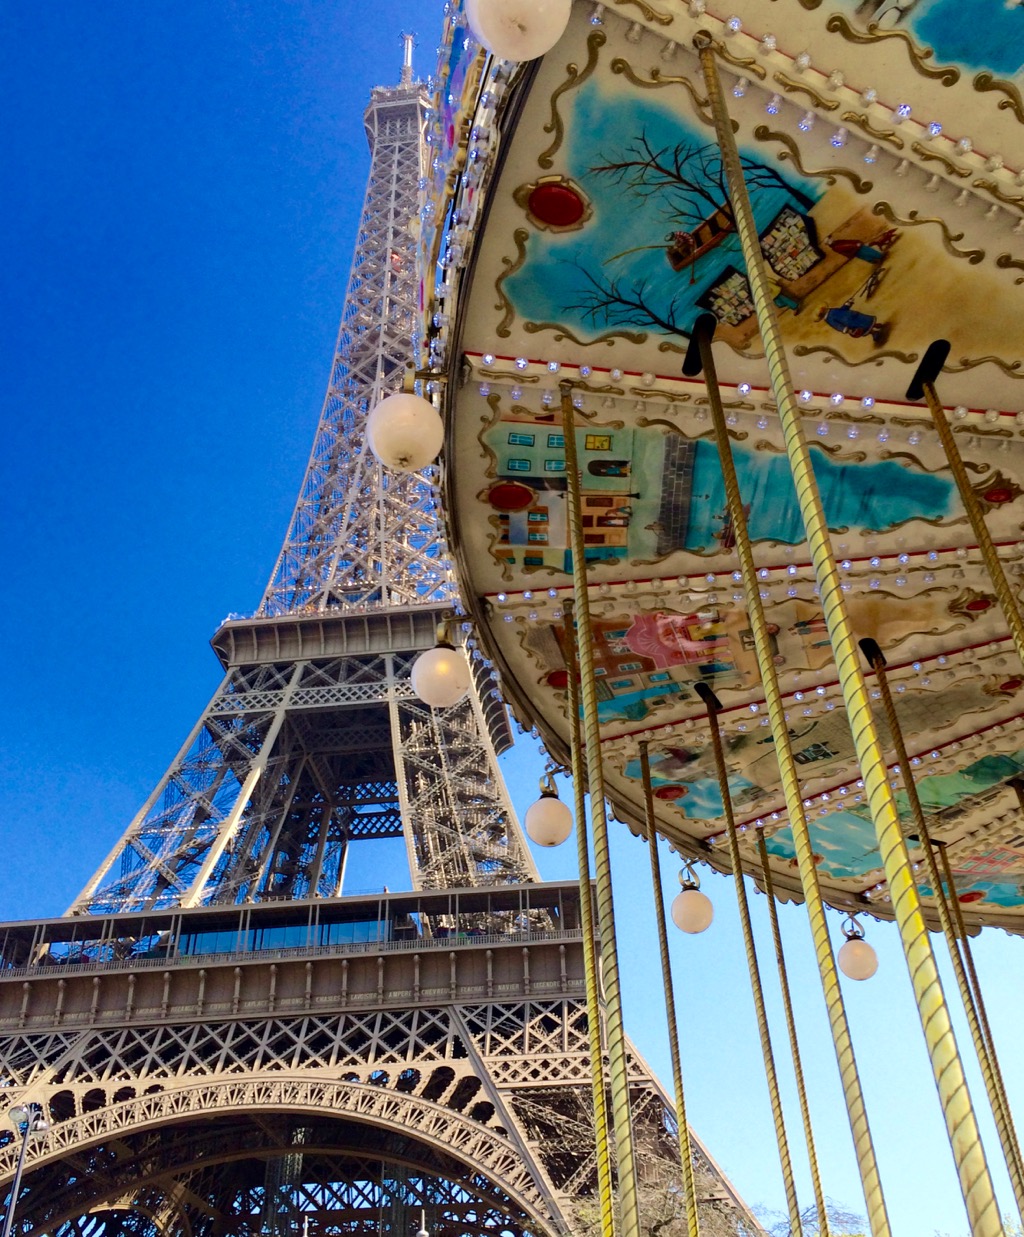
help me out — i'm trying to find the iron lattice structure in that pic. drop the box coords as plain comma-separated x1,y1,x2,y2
1,50,759,1237
69,62,536,917
0,889,759,1237
261,66,455,616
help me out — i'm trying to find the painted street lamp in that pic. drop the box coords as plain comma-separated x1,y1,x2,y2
1,1103,49,1237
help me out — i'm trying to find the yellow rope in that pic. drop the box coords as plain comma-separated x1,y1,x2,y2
865,646,1024,1220
756,831,831,1237
561,382,641,1237
639,742,701,1237
921,383,1024,668
691,315,886,1236
938,839,1021,1195
696,36,1001,1237
565,598,618,1236
700,692,803,1236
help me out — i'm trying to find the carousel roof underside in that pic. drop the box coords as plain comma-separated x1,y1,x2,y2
425,0,1024,930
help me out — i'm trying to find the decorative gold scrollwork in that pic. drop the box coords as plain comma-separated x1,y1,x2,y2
752,127,872,193
910,141,971,179
609,60,717,128
494,229,530,338
841,111,903,150
996,253,1024,285
612,0,675,26
793,344,919,366
973,179,1024,210
946,355,1024,379
974,72,1024,125
825,15,960,87
773,72,840,112
871,202,985,264
538,31,606,170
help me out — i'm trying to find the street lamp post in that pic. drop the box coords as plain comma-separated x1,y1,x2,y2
1,1103,49,1237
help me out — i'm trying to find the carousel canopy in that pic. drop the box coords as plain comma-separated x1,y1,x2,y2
421,0,1024,931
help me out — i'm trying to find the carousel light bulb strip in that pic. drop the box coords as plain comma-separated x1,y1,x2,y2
639,741,701,1237
912,357,1024,672
862,639,1024,1223
686,313,886,1237
696,34,1003,1237
561,381,642,1237
755,829,831,1237
696,683,803,1236
563,597,617,1236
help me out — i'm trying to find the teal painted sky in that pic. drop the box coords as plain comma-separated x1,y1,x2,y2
506,78,822,339
766,748,1024,896
684,439,957,550
881,0,1024,75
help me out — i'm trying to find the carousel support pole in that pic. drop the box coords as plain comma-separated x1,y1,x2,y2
639,742,701,1237
685,312,881,1237
907,342,1024,669
695,681,802,1236
936,837,1020,1204
860,637,1024,1222
756,829,832,1237
560,381,641,1237
696,35,1001,1236
564,598,618,1237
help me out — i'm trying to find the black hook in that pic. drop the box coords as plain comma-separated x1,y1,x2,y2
906,339,951,401
682,313,718,378
858,637,886,669
693,680,723,713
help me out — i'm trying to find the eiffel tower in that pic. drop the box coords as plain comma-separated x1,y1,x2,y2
0,39,759,1237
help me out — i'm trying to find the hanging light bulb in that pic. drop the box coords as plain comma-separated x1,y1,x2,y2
411,623,471,708
837,915,878,980
524,772,573,846
415,1210,430,1237
366,391,443,472
465,0,572,61
670,866,713,933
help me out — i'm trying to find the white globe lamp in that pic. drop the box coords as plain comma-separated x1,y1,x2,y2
411,632,472,708
525,779,573,846
671,887,713,934
465,0,572,61
366,391,443,472
837,917,878,980
670,867,713,933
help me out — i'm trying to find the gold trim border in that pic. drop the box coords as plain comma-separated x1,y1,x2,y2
871,201,985,265
793,344,919,367
774,72,840,112
752,126,872,194
538,31,606,171
493,228,530,339
974,72,1024,126
825,15,960,87
609,59,717,128
996,253,1024,285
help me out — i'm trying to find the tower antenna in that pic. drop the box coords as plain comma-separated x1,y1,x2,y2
400,32,415,85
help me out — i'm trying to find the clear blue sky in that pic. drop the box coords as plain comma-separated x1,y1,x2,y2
1,5,1021,1234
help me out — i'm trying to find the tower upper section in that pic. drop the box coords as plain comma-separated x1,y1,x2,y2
260,73,456,617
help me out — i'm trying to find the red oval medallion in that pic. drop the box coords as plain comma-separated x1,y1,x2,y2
1000,678,1023,693
966,597,993,612
654,785,688,801
528,181,586,229
958,889,985,903
487,480,536,512
546,669,569,690
984,486,1013,505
